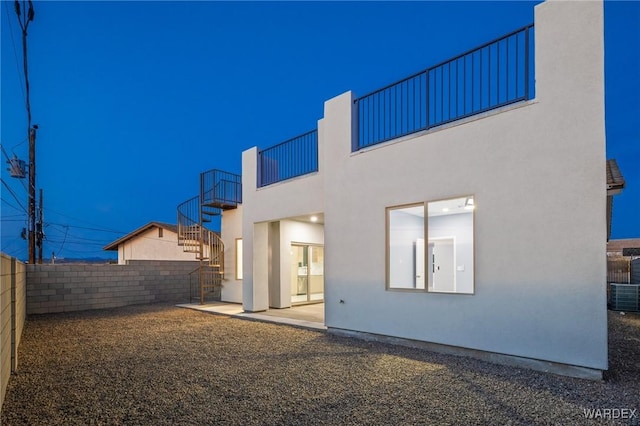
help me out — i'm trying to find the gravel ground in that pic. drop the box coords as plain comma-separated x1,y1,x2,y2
1,304,639,426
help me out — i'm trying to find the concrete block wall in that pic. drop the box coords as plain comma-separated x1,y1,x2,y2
26,260,199,315
1,255,11,412
13,259,25,370
1,254,26,412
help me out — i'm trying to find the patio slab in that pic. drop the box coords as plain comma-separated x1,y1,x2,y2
177,301,326,330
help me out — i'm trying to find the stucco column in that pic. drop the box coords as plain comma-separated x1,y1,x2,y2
321,91,355,322
242,147,271,312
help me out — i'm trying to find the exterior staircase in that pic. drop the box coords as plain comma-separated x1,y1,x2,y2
177,169,241,304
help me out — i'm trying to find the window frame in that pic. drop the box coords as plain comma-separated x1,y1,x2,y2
385,195,475,295
235,238,243,280
385,202,427,292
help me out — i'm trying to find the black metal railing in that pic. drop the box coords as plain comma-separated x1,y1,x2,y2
200,169,242,208
354,25,534,151
257,129,318,187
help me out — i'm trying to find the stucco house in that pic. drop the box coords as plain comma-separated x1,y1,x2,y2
606,159,625,241
179,0,611,379
104,222,198,264
607,239,640,257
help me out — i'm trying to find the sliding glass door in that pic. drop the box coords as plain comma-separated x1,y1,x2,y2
291,244,324,304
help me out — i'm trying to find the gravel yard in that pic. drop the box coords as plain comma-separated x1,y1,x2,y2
1,304,639,426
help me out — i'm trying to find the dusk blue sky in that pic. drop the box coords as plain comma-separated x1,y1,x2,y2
1,1,639,261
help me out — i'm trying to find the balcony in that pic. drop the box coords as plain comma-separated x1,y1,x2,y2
354,25,535,151
257,129,318,188
200,169,242,209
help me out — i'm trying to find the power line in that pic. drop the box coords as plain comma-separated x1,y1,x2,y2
1,143,16,160
11,137,28,151
48,224,112,243
1,197,26,213
20,179,29,195
46,208,124,233
2,1,26,104
46,221,125,234
1,237,25,253
0,178,27,213
0,138,29,158
53,247,111,256
14,0,35,125
56,225,69,255
2,237,24,257
46,239,106,247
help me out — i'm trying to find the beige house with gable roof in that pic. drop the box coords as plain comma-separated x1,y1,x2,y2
104,222,198,264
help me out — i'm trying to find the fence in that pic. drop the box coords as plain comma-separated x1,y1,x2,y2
258,129,318,187
1,253,26,412
354,25,534,151
607,256,631,284
26,260,199,315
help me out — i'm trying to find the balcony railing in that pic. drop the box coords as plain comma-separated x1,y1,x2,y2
200,169,242,208
257,129,318,187
354,25,534,151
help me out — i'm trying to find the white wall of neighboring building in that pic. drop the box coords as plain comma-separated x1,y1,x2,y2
236,0,607,373
117,227,197,264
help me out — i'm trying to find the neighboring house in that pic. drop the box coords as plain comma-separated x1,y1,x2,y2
182,1,612,379
607,238,640,285
606,159,625,241
607,239,640,257
104,222,198,264
607,238,640,309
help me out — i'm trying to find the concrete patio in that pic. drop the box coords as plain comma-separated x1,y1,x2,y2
177,302,325,330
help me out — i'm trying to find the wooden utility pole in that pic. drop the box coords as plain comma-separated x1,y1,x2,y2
28,127,36,263
15,0,36,263
37,188,43,263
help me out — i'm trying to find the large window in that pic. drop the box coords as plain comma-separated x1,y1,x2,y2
387,196,474,294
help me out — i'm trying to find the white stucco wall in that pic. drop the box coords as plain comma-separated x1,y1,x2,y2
238,0,607,371
322,0,606,370
118,227,197,264
221,206,243,303
241,123,325,311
